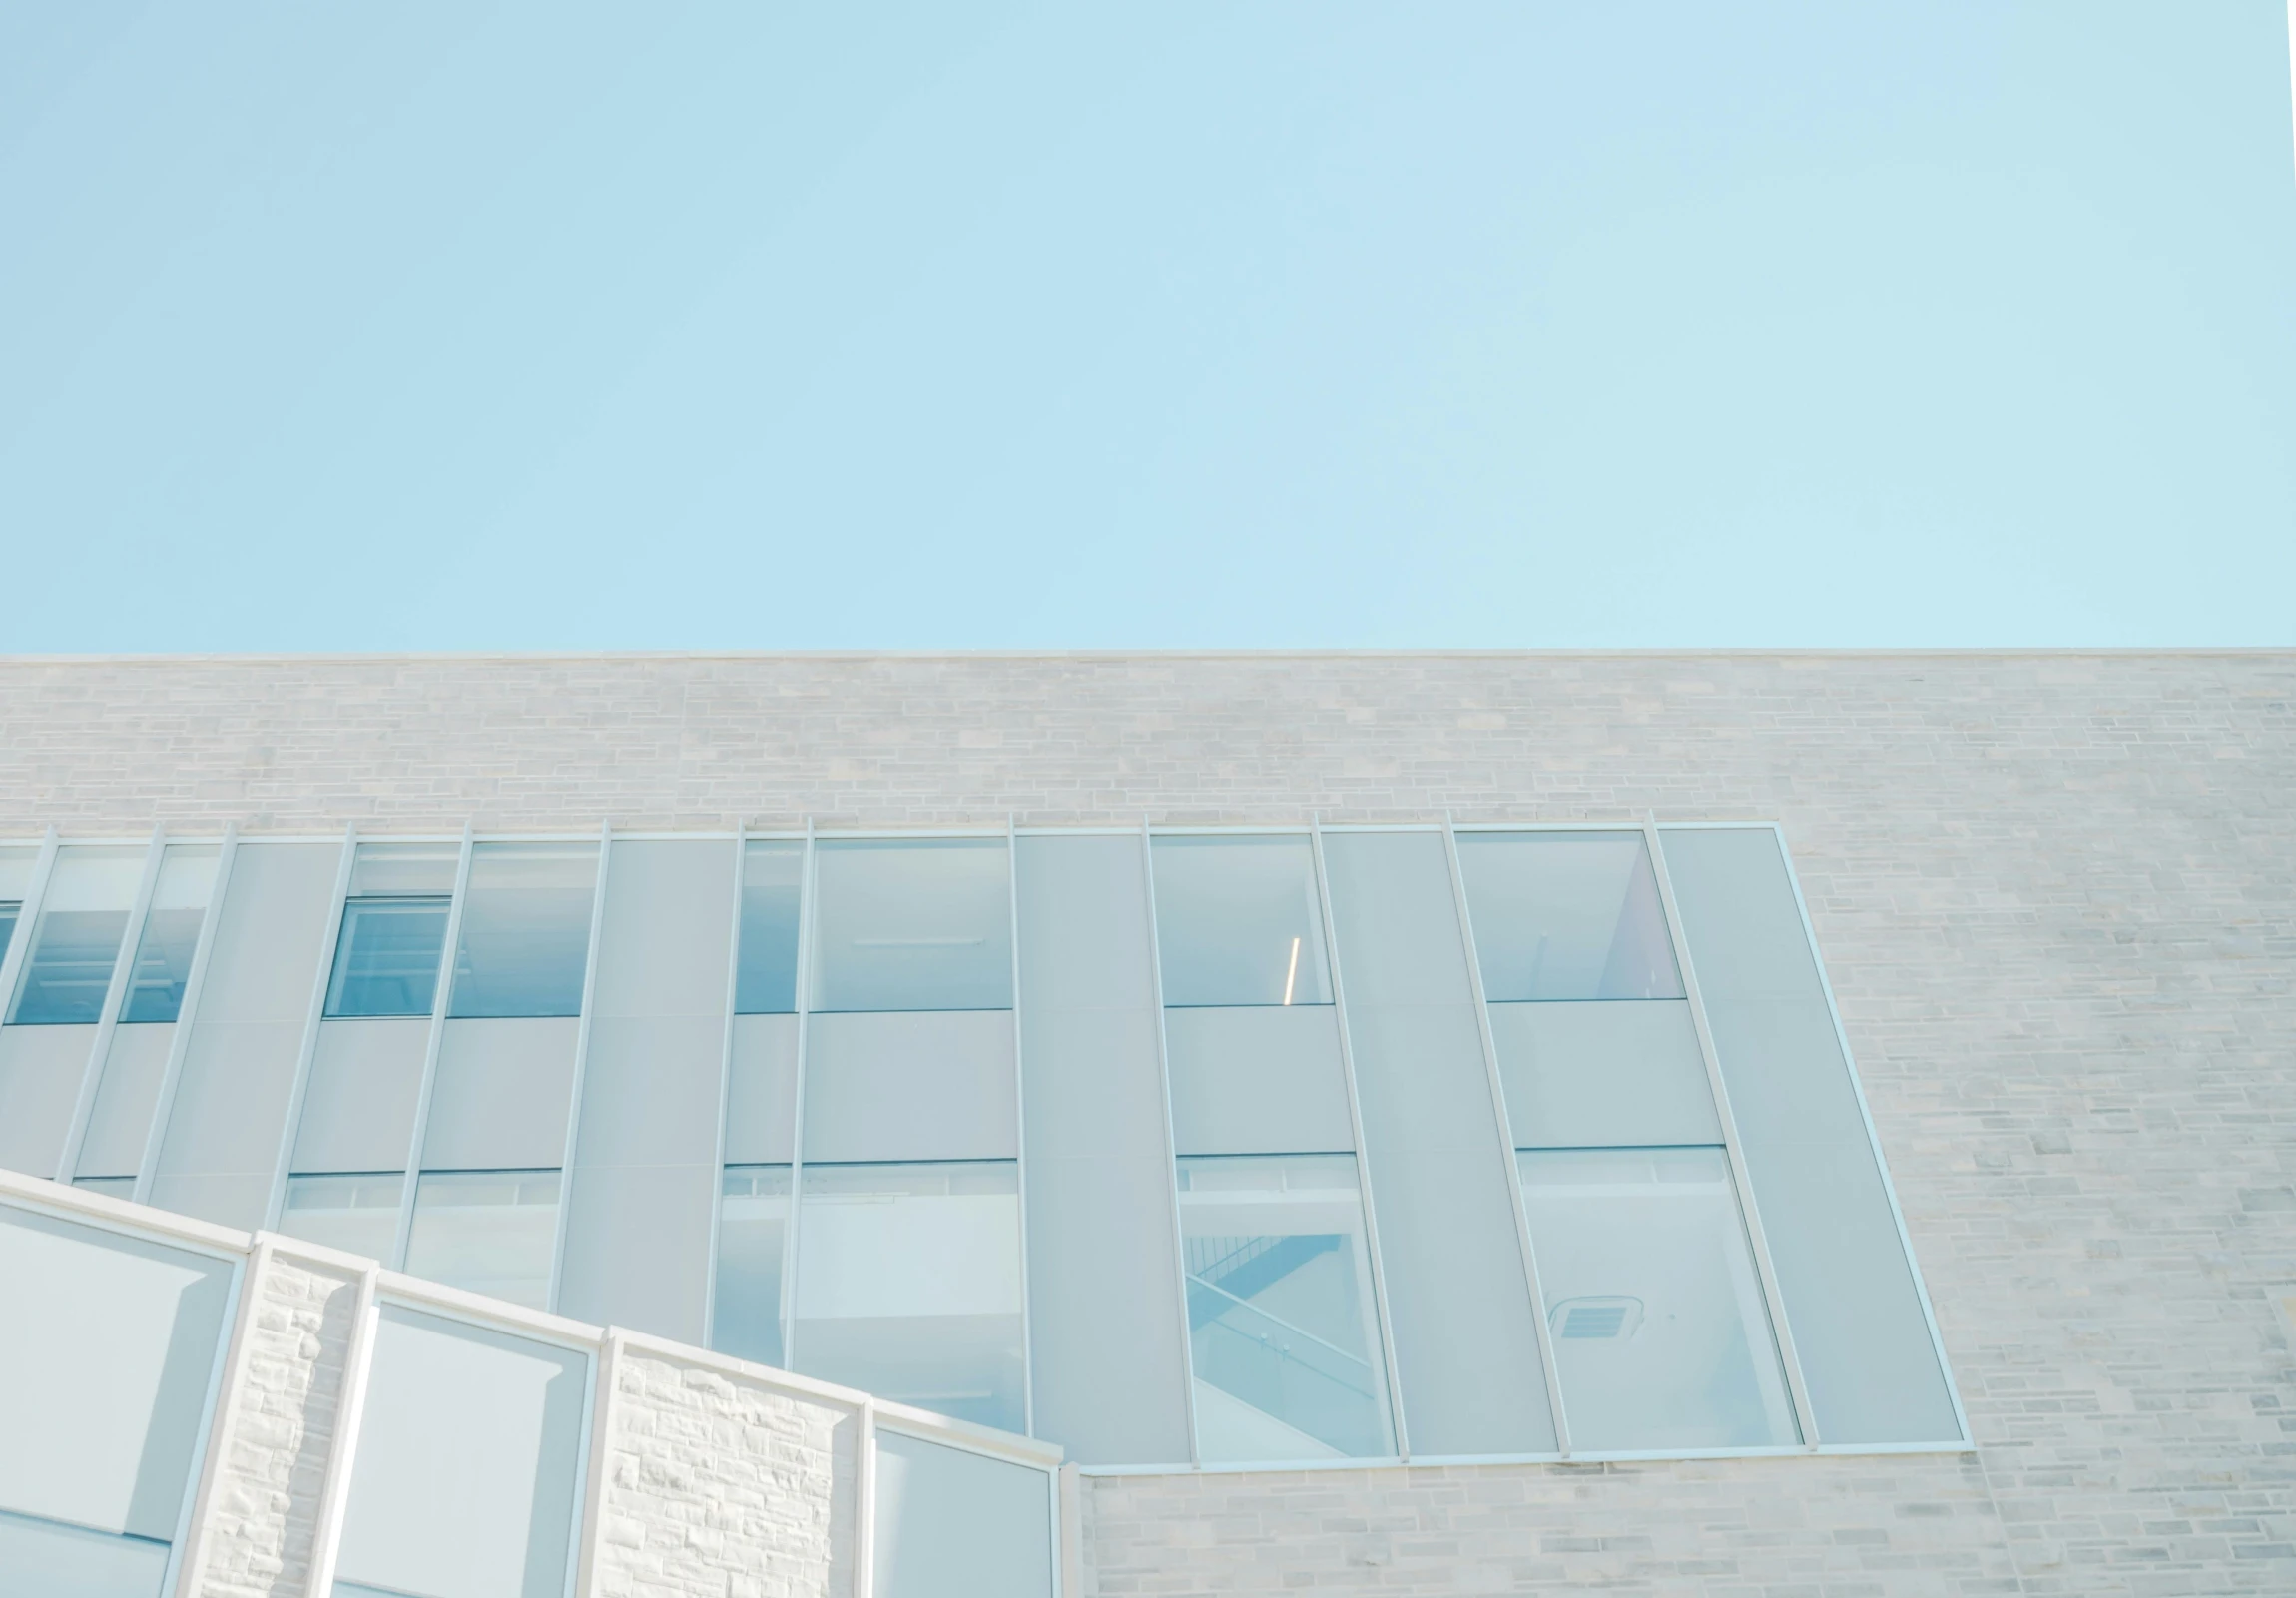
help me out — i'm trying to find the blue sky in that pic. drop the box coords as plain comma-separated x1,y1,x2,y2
2,2,2291,651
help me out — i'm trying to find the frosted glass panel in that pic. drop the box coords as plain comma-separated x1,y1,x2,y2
120,846,220,1025
404,1171,560,1309
793,1162,1024,1430
1519,1148,1798,1451
292,1018,428,1176
77,1024,176,1179
1151,836,1332,1007
802,1010,1017,1164
0,1208,234,1543
735,841,802,1015
278,1173,404,1264
1162,1005,1352,1157
1177,1156,1392,1462
872,1430,1053,1598
1457,831,1684,1001
1014,832,1192,1467
1489,1000,1722,1150
812,840,1011,1013
448,845,598,1020
8,846,145,1025
334,1307,586,1598
1661,826,1961,1445
0,1025,96,1177
712,1165,790,1367
0,1506,169,1598
419,1018,579,1173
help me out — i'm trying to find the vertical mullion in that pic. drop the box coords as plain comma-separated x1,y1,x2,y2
1137,820,1201,1467
136,823,238,1204
1308,814,1411,1462
701,823,748,1346
57,823,167,1182
1006,814,1036,1437
0,826,60,1023
1644,815,1821,1449
391,823,475,1270
1439,814,1573,1457
1769,820,1973,1446
547,819,615,1314
780,819,816,1368
262,825,358,1230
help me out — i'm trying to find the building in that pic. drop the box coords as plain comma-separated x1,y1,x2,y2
0,648,2289,1597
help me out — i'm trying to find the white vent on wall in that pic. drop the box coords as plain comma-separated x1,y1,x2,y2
1553,1296,1643,1340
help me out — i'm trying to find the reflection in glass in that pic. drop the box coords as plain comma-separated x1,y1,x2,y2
735,842,803,1015
327,843,460,1019
278,1173,406,1264
1457,831,1684,1001
712,1165,791,1366
1518,1148,1798,1451
404,1170,561,1308
792,1161,1024,1430
1176,1155,1392,1461
0,845,38,976
810,840,1011,1013
6,846,146,1025
448,845,598,1019
1150,836,1333,1007
120,845,221,1023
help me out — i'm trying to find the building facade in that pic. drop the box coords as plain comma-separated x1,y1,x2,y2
0,649,2289,1596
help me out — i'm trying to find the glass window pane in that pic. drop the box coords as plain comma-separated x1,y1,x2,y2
1518,1147,1800,1451
810,840,1011,1013
7,846,147,1025
1150,836,1332,1007
448,845,598,1020
734,841,802,1015
120,845,222,1024
1176,1154,1393,1462
792,1161,1023,1430
326,845,461,1020
711,1165,790,1367
278,1173,406,1263
334,1306,587,1598
1457,832,1684,1001
403,1170,561,1309
873,1430,1053,1598
0,844,35,968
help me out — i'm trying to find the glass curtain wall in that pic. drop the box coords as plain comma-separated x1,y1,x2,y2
1151,835,1394,1461
0,843,37,967
1456,830,1798,1451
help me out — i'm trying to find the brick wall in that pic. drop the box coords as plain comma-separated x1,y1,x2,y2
5,649,2293,1594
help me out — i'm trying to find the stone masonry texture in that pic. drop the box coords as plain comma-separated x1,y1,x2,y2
4,648,2293,1594
185,1246,363,1598
592,1340,859,1598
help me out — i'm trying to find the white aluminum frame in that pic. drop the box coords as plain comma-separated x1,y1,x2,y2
779,819,817,1368
700,823,750,1339
1005,813,1038,1437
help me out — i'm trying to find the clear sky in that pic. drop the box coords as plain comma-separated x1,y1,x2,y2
2,2,2292,652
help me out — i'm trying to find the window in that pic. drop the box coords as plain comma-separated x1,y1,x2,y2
1176,1155,1393,1461
327,843,459,1019
403,1170,561,1309
119,845,221,1024
0,843,37,971
734,841,802,1014
333,1306,587,1598
792,1161,1024,1430
1456,830,1683,1001
1518,1148,1798,1450
712,1165,791,1367
6,846,146,1025
278,1172,405,1264
810,839,1011,1012
1150,835,1333,1007
0,1208,235,1593
447,844,598,1019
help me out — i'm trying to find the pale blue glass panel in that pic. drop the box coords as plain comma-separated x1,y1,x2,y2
7,847,145,1025
1457,831,1684,1001
1150,836,1332,1007
448,845,598,1020
0,844,33,969
872,1430,1053,1598
0,905,18,971
1176,1155,1393,1462
327,901,450,1018
811,840,1011,1013
1519,1147,1799,1451
735,841,802,1015
0,1207,235,1547
278,1173,405,1264
792,1161,1024,1430
711,1165,790,1367
403,1170,560,1309
0,1507,169,1598
119,846,220,1025
334,1306,586,1598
